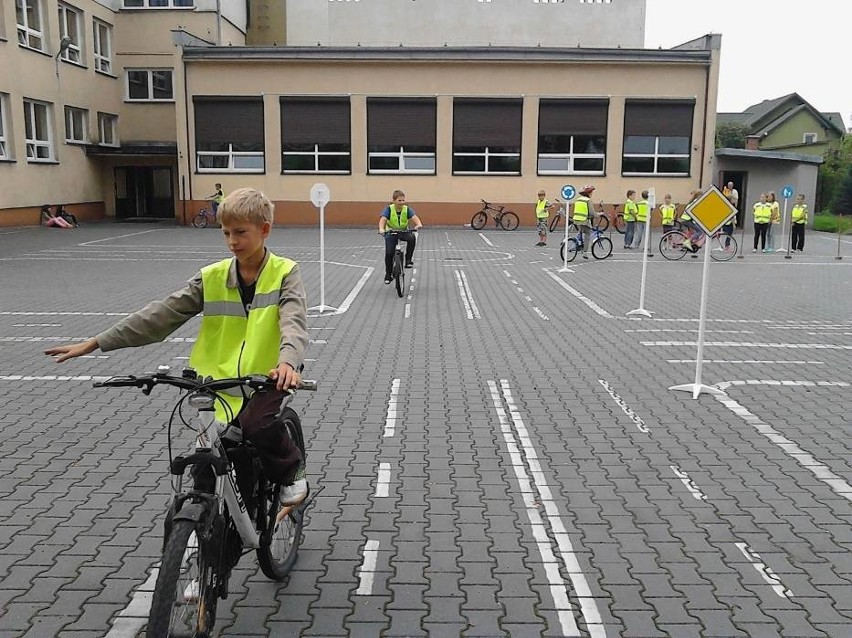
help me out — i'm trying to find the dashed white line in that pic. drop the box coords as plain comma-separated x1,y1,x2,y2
545,270,614,318
104,564,159,637
0,375,110,382
78,229,164,245
355,539,380,596
12,323,62,327
669,466,707,501
0,311,129,316
625,329,754,334
384,379,401,438
597,380,650,433
375,463,391,498
735,543,793,598
478,232,494,247
641,341,852,350
666,360,824,365
454,270,481,319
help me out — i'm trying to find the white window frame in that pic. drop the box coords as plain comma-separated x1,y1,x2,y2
452,147,520,176
197,143,264,173
93,19,112,75
0,95,10,160
803,132,817,144
622,136,690,177
125,69,174,102
98,112,118,146
16,0,45,52
65,106,88,144
122,0,194,7
368,146,436,175
24,99,54,162
282,144,350,175
58,3,84,65
538,136,605,175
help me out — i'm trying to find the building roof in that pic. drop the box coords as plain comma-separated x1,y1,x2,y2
715,148,824,165
718,93,846,136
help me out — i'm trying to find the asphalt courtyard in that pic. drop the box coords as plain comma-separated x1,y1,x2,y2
0,221,850,638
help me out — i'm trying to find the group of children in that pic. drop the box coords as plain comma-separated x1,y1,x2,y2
751,191,809,253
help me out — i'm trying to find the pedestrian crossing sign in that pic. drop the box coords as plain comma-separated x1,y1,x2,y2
686,186,738,236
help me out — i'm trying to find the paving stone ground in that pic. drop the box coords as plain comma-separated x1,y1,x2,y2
0,221,850,637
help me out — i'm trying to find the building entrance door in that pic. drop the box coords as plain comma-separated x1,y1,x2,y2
114,167,174,220
720,170,747,227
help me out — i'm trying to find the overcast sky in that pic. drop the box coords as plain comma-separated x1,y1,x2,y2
644,0,851,129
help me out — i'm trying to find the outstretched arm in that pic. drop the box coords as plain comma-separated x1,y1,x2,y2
45,338,99,362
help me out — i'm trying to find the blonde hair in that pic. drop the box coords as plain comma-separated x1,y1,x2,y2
217,187,274,225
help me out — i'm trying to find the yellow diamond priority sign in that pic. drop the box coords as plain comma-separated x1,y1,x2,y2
686,186,738,236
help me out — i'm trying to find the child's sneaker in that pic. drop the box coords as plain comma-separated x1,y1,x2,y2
280,464,307,506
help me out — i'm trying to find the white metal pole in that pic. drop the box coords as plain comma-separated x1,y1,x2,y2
560,201,570,272
692,237,713,398
319,203,326,308
779,198,789,253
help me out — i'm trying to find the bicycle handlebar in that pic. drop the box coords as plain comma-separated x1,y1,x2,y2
94,371,317,396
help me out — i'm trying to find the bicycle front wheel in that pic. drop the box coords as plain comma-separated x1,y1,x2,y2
471,211,488,230
258,408,306,581
709,233,738,261
192,213,208,229
500,211,519,231
147,519,218,638
549,215,560,233
560,239,579,263
592,236,613,260
659,231,688,261
614,213,626,234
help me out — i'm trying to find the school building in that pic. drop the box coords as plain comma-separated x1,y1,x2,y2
0,0,721,227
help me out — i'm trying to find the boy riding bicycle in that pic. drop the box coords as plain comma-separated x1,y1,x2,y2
45,188,311,509
680,189,704,252
379,189,423,284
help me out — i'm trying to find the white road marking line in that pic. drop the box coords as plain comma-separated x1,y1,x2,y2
625,329,754,334
768,324,851,330
458,271,480,319
454,270,481,320
713,382,852,503
806,332,852,336
78,229,164,245
0,311,129,316
404,304,411,318
0,375,110,381
478,232,494,247
716,380,849,390
670,466,707,501
491,380,605,637
641,341,852,350
666,360,824,365
384,379,400,438
4,336,327,344
375,463,391,498
0,228,33,235
445,232,452,247
735,543,793,598
355,539,380,596
533,307,549,321
80,355,110,359
545,270,614,318
597,380,650,433
105,564,160,637
12,323,62,327
308,265,374,318
812,233,852,246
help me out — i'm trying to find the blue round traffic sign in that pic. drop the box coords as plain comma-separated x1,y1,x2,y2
782,185,794,199
561,184,576,200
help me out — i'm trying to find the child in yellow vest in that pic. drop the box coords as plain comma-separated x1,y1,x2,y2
535,189,554,247
791,193,809,252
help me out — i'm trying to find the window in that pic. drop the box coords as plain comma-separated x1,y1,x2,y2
93,19,112,74
0,95,10,160
123,0,194,7
58,3,83,64
803,132,817,144
195,98,265,172
24,99,53,161
98,112,117,146
538,99,607,175
622,100,694,176
453,98,522,174
367,98,436,174
126,69,174,101
280,97,350,174
64,106,88,143
16,0,45,51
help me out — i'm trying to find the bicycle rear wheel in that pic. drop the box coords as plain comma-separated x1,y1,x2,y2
147,519,218,638
192,212,208,229
709,233,738,261
594,215,610,233
659,231,688,261
500,211,519,231
471,211,488,230
549,215,560,233
592,236,613,260
613,213,626,234
559,238,579,263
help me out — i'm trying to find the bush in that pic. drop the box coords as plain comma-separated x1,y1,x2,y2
813,214,852,234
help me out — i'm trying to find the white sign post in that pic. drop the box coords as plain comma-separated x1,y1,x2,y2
308,183,338,315
780,184,794,258
559,184,575,273
627,188,656,318
669,186,736,399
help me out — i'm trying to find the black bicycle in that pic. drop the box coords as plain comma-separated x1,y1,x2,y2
559,225,613,261
384,230,417,298
471,199,519,231
95,369,318,637
549,199,610,234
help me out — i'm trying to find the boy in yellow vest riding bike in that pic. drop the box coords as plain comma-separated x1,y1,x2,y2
379,190,423,284
45,188,311,508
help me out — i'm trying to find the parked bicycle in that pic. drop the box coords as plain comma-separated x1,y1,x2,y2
192,207,217,229
560,225,613,262
94,368,318,638
548,199,610,233
659,228,738,262
471,199,519,231
383,230,418,298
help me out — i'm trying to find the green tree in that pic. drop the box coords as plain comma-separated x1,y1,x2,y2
833,162,852,216
819,135,852,212
715,122,748,149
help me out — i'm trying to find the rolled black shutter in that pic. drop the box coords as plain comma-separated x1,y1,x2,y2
280,97,350,146
194,97,264,151
538,99,608,136
624,99,695,137
367,98,437,148
453,98,523,148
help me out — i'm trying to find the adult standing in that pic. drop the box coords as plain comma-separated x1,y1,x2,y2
766,191,781,251
791,193,809,252
752,193,771,253
722,181,738,249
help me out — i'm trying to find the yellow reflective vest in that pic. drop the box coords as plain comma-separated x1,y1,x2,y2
386,204,410,231
189,253,296,422
791,204,808,224
636,200,649,223
535,199,550,219
753,203,771,224
573,197,591,224
660,204,676,225
623,200,638,222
